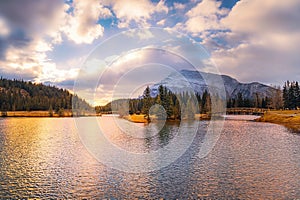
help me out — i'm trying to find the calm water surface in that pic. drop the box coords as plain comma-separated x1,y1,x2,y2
0,116,299,199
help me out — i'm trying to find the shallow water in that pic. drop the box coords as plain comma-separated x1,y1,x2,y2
0,117,299,199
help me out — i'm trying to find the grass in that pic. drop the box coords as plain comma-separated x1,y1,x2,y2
256,110,300,133
124,114,148,123
0,110,97,117
124,113,212,123
195,113,211,120
0,111,73,117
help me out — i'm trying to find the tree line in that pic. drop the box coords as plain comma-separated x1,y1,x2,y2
97,84,282,119
96,82,298,119
227,92,273,109
96,85,216,120
227,81,300,110
0,77,92,113
283,81,300,110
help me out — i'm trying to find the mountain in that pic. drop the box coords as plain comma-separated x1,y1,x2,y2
0,78,92,112
150,70,277,100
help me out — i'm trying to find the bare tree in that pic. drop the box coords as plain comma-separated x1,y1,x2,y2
270,85,283,110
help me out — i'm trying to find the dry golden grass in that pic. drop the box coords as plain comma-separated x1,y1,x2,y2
256,110,300,132
195,113,211,120
126,114,211,123
125,114,148,123
7,111,51,117
1,110,74,117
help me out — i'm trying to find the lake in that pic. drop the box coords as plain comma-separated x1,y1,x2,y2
0,116,299,199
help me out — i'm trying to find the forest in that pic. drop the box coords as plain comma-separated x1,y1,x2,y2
0,78,92,113
283,81,300,110
96,85,222,120
97,85,197,120
96,80,299,119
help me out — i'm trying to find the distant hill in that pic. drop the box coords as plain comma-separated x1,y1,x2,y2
95,70,282,116
150,70,277,100
0,77,92,112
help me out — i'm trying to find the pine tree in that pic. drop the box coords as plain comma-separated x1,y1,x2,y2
0,78,92,112
283,82,289,109
295,82,300,108
173,97,180,119
237,92,244,107
201,90,208,113
49,104,53,117
142,86,151,121
283,81,300,110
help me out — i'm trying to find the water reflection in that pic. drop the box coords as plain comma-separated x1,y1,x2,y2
0,117,299,198
158,123,172,147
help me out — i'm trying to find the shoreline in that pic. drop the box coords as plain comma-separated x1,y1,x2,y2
122,113,212,123
122,114,148,123
255,110,300,133
5,110,299,134
0,111,99,118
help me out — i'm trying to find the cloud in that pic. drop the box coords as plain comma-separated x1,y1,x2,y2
206,0,300,84
74,46,199,105
1,0,299,95
0,0,64,57
0,0,113,87
0,0,64,37
109,0,168,28
185,0,229,34
0,0,65,82
0,38,49,76
0,17,10,37
62,0,112,44
124,29,154,40
222,0,300,35
157,19,166,26
171,0,300,84
173,3,186,10
0,36,80,84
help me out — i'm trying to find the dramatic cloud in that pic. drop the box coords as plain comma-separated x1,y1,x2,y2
178,0,300,84
0,0,112,86
0,0,66,81
0,0,300,97
209,0,300,84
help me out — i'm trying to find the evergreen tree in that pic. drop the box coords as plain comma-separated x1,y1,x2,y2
201,90,211,114
142,86,151,121
0,78,92,112
201,90,208,113
237,92,244,107
283,81,300,110
295,82,300,108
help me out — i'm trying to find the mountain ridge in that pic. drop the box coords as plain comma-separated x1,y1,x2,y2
150,70,277,100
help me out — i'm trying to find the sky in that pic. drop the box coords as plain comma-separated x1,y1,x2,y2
0,0,300,105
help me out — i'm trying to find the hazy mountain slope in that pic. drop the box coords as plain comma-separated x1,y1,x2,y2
150,70,276,99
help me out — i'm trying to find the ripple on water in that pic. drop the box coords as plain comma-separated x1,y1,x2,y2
0,117,299,199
